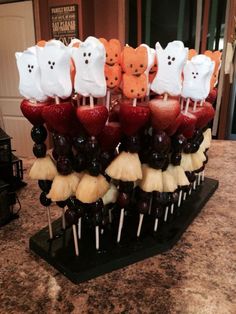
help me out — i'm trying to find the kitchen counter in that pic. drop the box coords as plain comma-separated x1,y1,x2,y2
0,140,235,314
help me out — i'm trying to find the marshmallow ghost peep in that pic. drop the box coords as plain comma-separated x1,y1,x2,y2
15,46,47,102
36,40,72,99
140,44,155,95
72,36,106,98
151,41,188,96
181,54,215,101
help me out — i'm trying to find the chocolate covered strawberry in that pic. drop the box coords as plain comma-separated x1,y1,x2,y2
98,122,121,152
149,99,180,131
21,100,50,126
119,103,150,136
42,102,78,135
177,112,197,138
76,105,108,137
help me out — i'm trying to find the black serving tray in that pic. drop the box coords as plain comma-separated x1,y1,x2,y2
29,177,218,284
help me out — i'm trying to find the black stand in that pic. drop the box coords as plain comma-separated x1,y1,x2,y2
29,178,218,284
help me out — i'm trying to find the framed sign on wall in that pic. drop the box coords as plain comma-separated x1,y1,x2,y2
50,4,79,45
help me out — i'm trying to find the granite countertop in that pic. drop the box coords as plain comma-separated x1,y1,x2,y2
0,140,236,314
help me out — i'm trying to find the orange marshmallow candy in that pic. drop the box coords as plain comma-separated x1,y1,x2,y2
100,38,122,65
123,73,147,99
105,64,122,89
121,46,148,76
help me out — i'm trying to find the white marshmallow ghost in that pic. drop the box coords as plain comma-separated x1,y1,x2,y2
181,55,215,101
68,38,81,48
72,36,106,97
140,44,156,96
15,47,47,102
151,41,188,96
36,40,72,99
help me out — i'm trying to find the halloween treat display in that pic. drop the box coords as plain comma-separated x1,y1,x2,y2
16,38,220,283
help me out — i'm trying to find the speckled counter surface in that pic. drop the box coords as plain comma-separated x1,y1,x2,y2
0,140,235,314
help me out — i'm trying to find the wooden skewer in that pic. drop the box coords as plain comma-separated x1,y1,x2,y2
193,180,197,190
89,96,94,108
164,206,169,222
184,98,190,114
117,208,124,243
154,218,158,232
133,98,137,107
189,187,192,195
163,93,168,101
46,207,53,239
180,98,184,110
183,192,187,200
108,208,112,223
193,100,197,111
137,213,144,238
200,100,204,106
95,225,99,250
78,217,81,239
178,190,183,207
82,97,86,106
55,96,60,104
197,173,201,185
72,224,79,256
170,203,174,214
202,170,205,181
106,89,111,112
61,207,66,230
148,196,152,215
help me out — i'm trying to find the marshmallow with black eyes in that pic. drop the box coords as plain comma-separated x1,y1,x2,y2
181,55,215,101
151,41,188,96
36,40,72,99
140,44,156,96
72,36,106,98
15,47,47,102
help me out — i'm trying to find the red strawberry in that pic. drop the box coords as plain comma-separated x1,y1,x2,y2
98,122,121,151
20,99,50,126
109,103,120,122
177,112,197,138
119,103,150,136
206,88,217,104
149,99,180,131
76,105,108,136
190,102,215,129
42,102,78,135
165,112,184,136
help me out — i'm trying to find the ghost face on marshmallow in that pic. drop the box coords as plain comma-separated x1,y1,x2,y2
15,47,47,102
36,40,72,99
72,36,106,98
151,41,188,96
181,55,215,101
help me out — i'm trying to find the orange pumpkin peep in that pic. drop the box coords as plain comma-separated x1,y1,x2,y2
121,46,148,76
188,49,197,60
105,64,122,89
204,50,222,90
123,73,147,99
100,38,122,65
149,55,157,83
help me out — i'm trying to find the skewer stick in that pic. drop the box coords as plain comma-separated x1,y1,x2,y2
193,100,197,111
82,97,86,106
170,203,174,214
163,93,168,101
154,218,158,232
72,224,79,256
197,173,201,185
184,98,190,114
76,94,81,107
178,190,183,207
148,196,152,215
189,187,192,195
46,207,53,239
183,192,187,200
109,208,112,223
55,96,60,104
95,225,99,250
106,89,111,111
89,96,94,108
193,180,197,190
132,98,137,107
202,170,205,181
117,208,124,243
180,98,184,110
137,214,144,237
78,217,81,239
200,100,204,107
61,207,66,230
164,206,169,222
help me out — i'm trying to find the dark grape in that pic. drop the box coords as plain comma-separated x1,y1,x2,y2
191,142,200,153
73,153,86,172
53,134,71,156
100,151,112,171
148,152,166,169
73,135,86,152
119,181,134,193
185,171,196,183
65,208,78,226
31,126,47,143
203,152,208,164
183,142,192,154
125,135,140,153
56,200,67,208
138,200,149,214
92,212,103,226
162,155,169,171
85,137,100,156
88,159,101,176
89,198,104,214
172,134,186,153
38,180,52,193
33,143,46,158
152,131,171,153
153,205,163,218
117,192,130,208
137,187,150,200
171,192,179,204
39,192,51,207
171,152,181,166
57,156,72,175
52,148,59,160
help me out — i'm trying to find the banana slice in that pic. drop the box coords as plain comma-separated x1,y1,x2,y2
76,173,109,203
105,151,142,181
168,164,189,186
203,128,212,149
191,153,203,171
29,154,58,180
102,183,118,205
138,164,163,192
47,172,81,202
162,167,178,192
180,153,194,172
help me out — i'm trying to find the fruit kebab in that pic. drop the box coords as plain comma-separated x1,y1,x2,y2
15,44,58,239
72,36,110,251
106,45,150,242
